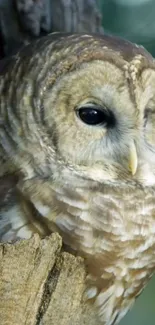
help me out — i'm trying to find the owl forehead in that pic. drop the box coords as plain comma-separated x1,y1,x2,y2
54,34,152,66
54,59,149,113
74,36,154,83
48,34,155,101
52,33,152,62
14,32,155,121
14,32,155,96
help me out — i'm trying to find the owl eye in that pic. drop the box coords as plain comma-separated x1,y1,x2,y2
76,105,116,127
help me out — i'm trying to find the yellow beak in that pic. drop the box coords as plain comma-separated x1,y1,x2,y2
129,142,138,175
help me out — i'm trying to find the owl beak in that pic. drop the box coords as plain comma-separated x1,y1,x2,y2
129,141,138,175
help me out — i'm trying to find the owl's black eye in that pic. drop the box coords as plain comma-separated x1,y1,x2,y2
76,105,116,127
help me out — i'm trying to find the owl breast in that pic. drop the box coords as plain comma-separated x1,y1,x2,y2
1,32,155,325
30,181,155,325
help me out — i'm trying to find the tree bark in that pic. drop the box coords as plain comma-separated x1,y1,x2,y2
0,0,103,58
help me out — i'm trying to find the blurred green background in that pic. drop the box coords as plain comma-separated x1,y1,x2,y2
99,0,155,56
98,1,155,324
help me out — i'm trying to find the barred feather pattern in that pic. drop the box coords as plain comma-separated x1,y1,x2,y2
1,33,155,324
30,181,155,325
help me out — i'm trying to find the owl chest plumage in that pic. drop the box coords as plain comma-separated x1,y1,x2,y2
28,181,155,325
1,32,155,325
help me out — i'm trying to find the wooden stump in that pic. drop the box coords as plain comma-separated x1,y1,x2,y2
0,0,103,57
0,233,92,325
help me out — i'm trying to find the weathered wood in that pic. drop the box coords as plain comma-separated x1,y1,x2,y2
0,233,92,325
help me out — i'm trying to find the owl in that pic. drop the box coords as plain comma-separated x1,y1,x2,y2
0,32,155,325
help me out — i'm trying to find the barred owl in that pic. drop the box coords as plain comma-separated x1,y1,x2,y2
0,33,155,325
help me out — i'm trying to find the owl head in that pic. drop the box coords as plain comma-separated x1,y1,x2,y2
2,33,155,186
